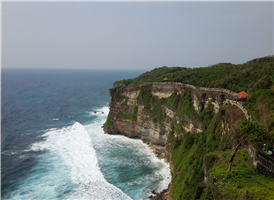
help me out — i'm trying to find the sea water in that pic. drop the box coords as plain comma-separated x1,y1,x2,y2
1,69,171,200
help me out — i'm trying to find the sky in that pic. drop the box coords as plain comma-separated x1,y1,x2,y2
2,1,273,70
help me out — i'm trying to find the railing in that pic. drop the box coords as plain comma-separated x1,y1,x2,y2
144,82,183,85
249,145,274,177
144,82,237,96
144,82,252,120
225,100,253,121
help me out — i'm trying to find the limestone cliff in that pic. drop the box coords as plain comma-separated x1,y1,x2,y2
104,83,245,147
104,85,170,146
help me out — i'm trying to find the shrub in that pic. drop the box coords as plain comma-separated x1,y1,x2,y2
106,119,113,127
184,133,195,149
238,119,272,146
116,112,137,122
166,131,182,152
204,154,218,171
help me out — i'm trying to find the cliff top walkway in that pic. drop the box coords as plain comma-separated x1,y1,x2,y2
144,81,253,121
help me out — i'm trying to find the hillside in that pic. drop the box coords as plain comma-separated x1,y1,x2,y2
105,55,274,199
114,55,274,132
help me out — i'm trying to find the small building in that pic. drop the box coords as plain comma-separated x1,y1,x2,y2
163,78,169,82
234,91,248,101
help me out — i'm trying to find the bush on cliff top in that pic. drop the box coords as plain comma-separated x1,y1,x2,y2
115,56,274,92
208,149,274,199
238,119,274,149
113,66,187,87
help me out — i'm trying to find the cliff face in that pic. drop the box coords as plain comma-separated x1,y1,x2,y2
104,57,274,199
103,82,259,199
104,85,171,146
104,83,244,147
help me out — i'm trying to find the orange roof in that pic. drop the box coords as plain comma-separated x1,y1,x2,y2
164,78,169,81
234,91,248,98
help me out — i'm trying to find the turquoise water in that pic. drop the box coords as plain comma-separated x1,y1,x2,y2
1,69,171,200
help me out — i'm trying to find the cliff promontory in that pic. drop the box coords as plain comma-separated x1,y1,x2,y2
104,56,274,199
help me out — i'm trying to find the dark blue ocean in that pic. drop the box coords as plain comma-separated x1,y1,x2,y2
1,68,171,200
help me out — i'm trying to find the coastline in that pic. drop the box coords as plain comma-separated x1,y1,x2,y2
146,143,173,200
139,140,173,200
103,127,173,199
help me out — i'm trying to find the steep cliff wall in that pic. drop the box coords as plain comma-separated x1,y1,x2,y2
104,85,172,146
104,83,244,147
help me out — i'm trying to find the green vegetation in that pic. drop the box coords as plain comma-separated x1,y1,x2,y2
238,119,274,149
243,88,274,126
200,101,214,130
166,118,274,199
113,66,188,87
115,56,274,92
164,100,227,199
110,87,129,103
168,91,201,126
105,119,114,127
107,87,137,122
137,86,201,127
116,111,137,122
137,85,167,124
208,149,274,199
133,106,138,114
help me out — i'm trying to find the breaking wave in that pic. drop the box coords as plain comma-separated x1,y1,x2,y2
6,122,131,200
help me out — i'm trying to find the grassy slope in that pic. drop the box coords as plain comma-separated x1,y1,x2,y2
207,149,274,199
167,111,230,199
166,108,274,199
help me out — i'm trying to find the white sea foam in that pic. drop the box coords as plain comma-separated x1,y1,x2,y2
85,111,171,198
96,106,110,115
9,122,131,200
17,155,26,159
52,118,59,121
8,106,171,200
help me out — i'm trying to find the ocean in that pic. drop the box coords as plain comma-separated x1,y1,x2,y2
1,68,171,200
